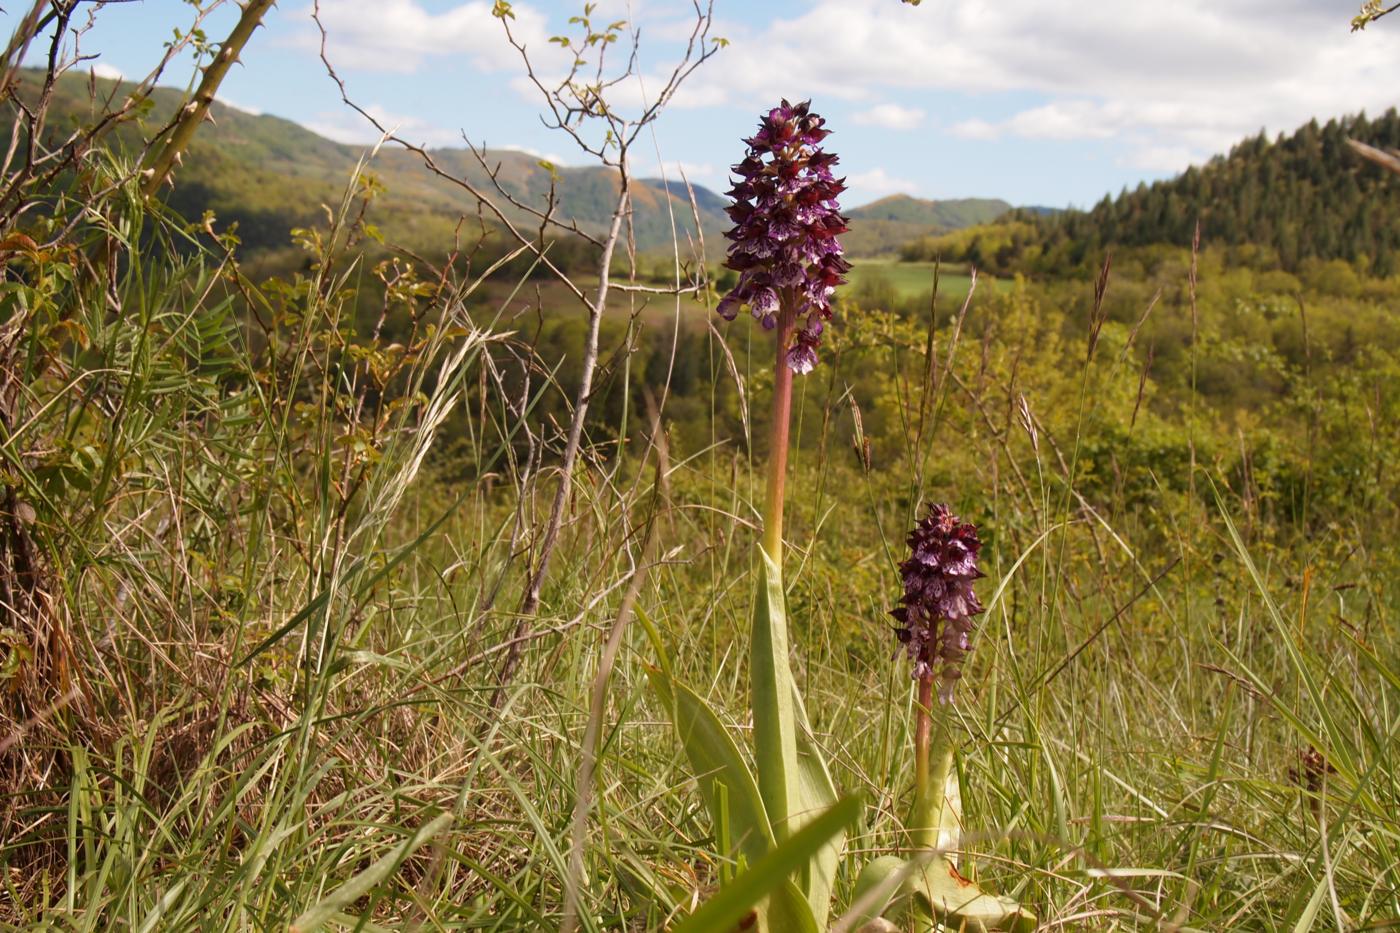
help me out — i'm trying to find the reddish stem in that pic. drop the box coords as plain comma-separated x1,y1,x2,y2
912,672,940,848
762,312,794,564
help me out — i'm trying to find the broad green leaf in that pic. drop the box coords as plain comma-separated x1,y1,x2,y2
767,879,822,933
850,855,908,926
910,857,1037,932
792,682,843,926
646,667,775,866
288,812,452,933
751,547,803,839
938,762,963,860
671,796,860,933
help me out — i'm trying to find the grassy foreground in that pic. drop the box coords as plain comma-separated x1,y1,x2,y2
1,161,1397,933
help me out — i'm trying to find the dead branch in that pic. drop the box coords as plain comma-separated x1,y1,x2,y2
1347,137,1400,176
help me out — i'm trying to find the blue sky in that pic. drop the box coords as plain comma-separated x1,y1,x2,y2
48,0,1400,208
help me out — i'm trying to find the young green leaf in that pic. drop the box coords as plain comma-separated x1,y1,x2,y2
671,796,861,933
751,548,803,840
849,855,909,927
645,667,775,866
792,683,843,926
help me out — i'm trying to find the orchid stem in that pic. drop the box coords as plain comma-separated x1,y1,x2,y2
912,673,952,851
763,313,794,565
752,309,801,839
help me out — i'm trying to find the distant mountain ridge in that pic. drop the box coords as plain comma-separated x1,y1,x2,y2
848,194,1012,226
17,69,1027,262
841,194,1015,255
13,69,733,260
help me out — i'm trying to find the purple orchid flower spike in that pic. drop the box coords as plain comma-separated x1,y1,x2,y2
717,99,850,374
891,504,987,703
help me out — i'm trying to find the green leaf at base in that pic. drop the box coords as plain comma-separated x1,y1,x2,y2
751,547,803,843
910,857,1037,932
851,855,909,927
670,796,860,933
792,682,843,927
645,667,775,867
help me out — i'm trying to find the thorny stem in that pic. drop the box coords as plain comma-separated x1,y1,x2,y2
141,0,275,196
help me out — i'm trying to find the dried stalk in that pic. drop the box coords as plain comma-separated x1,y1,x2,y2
490,182,630,708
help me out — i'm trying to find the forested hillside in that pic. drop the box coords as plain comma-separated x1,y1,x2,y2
903,109,1400,275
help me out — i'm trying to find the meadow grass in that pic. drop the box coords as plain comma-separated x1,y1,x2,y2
2,163,1397,933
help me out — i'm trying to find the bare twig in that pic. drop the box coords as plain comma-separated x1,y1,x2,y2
311,1,591,305
1347,138,1400,176
490,182,630,707
311,0,720,706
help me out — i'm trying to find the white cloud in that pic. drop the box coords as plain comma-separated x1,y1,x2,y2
677,0,1400,170
621,156,724,191
289,0,566,75
305,104,461,147
217,97,263,116
90,62,123,81
1124,144,1203,173
500,143,570,166
952,100,1117,141
277,0,1400,201
664,160,723,190
948,118,997,141
846,167,920,200
852,103,926,131
646,159,716,182
295,0,719,132
588,70,733,113
671,160,716,178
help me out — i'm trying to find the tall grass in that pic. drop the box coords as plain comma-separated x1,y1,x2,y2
3,157,1399,933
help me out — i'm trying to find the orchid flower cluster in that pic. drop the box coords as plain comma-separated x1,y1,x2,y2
649,102,1032,933
716,99,850,375
892,504,987,702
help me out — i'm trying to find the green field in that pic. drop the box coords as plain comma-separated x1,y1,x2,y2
846,259,1010,303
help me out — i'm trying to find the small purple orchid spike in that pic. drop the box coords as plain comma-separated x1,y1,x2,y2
717,99,850,373
891,504,987,702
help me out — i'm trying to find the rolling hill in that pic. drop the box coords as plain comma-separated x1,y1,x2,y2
18,68,732,264
840,194,1014,255
16,68,1038,267
901,110,1400,277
